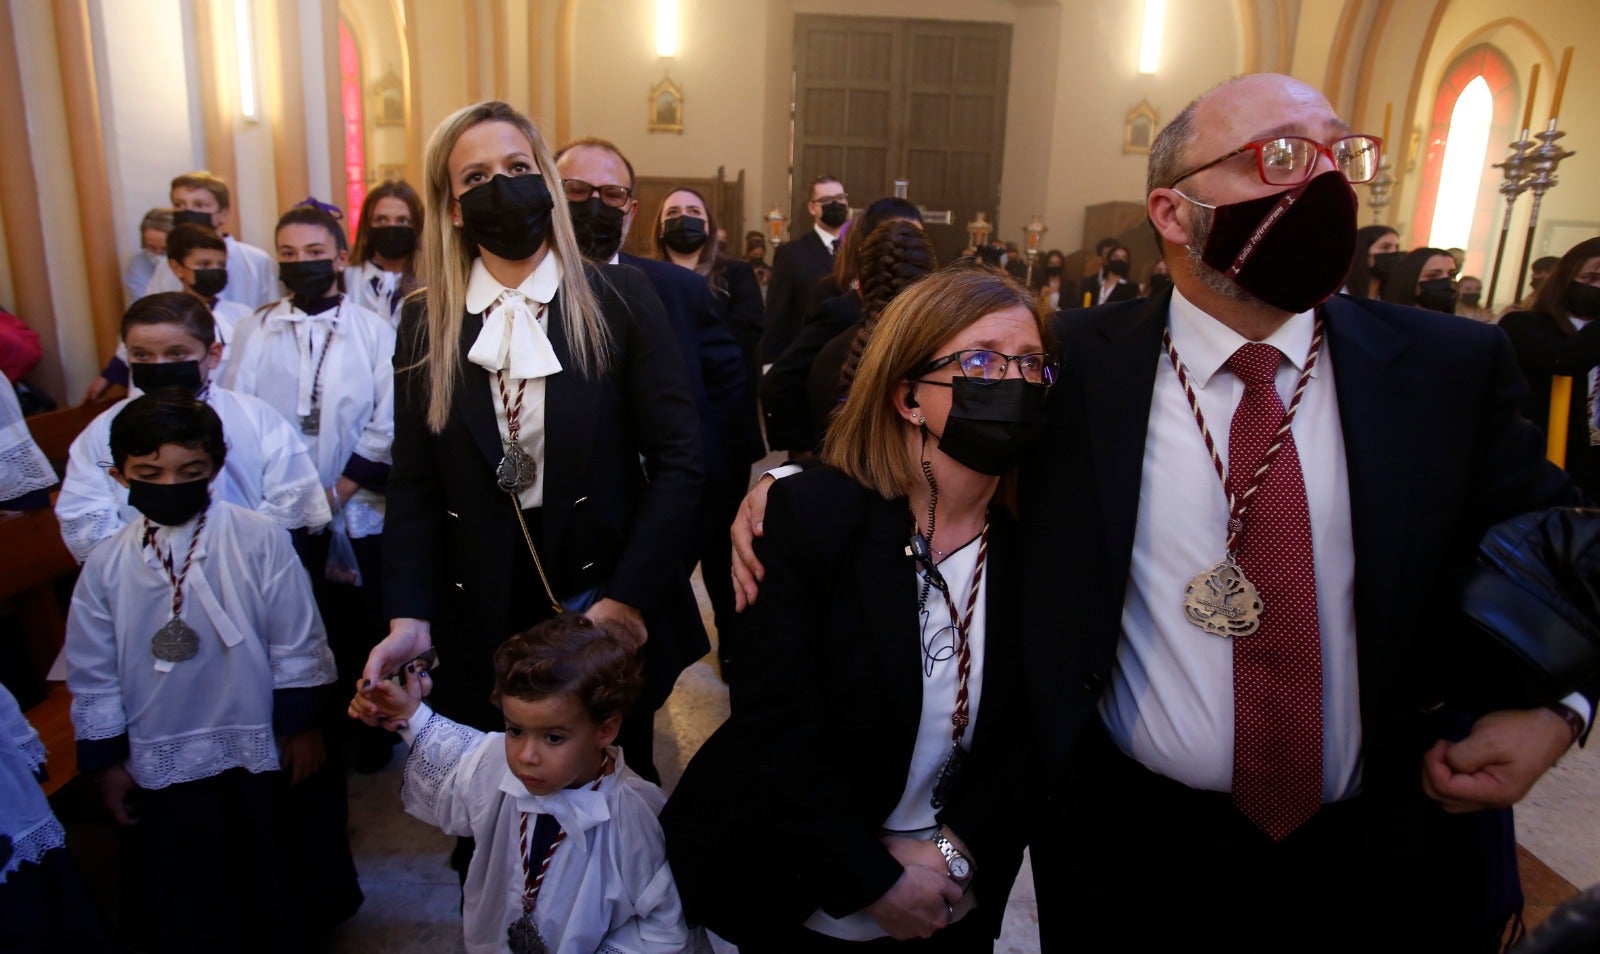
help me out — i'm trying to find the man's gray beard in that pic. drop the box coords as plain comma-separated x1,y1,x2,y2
1183,200,1262,306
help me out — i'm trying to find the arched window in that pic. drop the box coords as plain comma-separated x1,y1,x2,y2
1410,46,1519,277
338,19,366,220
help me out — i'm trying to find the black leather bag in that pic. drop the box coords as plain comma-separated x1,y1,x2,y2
1442,509,1600,713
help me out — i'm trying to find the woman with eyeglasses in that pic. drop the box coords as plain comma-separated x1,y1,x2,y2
661,267,1046,951
1498,236,1600,499
356,101,705,791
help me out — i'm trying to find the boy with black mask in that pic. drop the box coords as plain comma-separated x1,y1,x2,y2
56,292,329,564
65,391,338,950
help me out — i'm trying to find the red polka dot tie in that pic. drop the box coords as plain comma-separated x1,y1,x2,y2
1226,342,1323,841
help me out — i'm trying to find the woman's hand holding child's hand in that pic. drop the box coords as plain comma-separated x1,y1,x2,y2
349,661,427,731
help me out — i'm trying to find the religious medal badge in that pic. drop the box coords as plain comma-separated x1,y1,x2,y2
298,304,341,437
495,368,538,495
506,755,611,953
147,512,208,663
1164,318,1326,638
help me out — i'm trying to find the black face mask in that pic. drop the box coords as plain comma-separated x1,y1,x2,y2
661,215,709,255
126,478,211,527
131,360,204,396
1149,274,1175,297
369,225,417,260
819,200,850,229
1459,289,1482,307
190,267,228,299
1565,282,1600,320
458,173,553,261
1415,277,1458,314
279,259,339,300
1105,259,1130,278
931,378,1050,476
172,209,216,229
568,197,627,261
1187,170,1358,314
1370,250,1404,282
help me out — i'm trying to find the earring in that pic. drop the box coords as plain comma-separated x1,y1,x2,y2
912,413,924,425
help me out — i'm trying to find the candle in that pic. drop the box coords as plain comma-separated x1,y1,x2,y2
1381,102,1392,145
1520,63,1540,131
1549,46,1573,121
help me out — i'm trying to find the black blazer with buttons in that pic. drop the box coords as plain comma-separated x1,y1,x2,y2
383,263,707,718
760,229,835,364
660,467,1029,944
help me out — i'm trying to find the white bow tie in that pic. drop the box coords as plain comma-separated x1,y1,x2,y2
467,291,563,380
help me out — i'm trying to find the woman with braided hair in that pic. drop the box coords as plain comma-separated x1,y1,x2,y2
807,220,939,450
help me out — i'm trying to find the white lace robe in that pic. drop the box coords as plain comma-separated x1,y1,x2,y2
224,297,395,537
64,502,336,790
0,381,54,503
0,684,64,884
54,386,330,563
399,705,707,954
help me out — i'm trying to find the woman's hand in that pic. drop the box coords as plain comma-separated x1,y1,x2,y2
866,864,963,940
280,729,326,785
360,619,432,691
349,664,428,731
585,598,647,649
731,474,776,611
97,765,139,826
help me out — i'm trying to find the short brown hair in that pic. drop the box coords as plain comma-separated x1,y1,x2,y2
823,266,1052,499
170,171,232,210
121,291,216,346
490,615,644,724
554,137,636,192
166,223,226,263
140,207,175,233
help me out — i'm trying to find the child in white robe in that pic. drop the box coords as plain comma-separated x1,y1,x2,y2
55,292,329,564
357,615,707,954
64,392,339,949
344,179,423,328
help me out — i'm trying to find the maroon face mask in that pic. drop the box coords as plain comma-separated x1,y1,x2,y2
1185,170,1358,314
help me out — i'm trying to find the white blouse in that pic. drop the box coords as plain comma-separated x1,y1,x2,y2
0,683,64,884
64,502,336,790
464,255,564,510
225,296,395,537
805,533,989,941
398,704,707,954
0,380,54,502
344,260,406,328
54,385,330,563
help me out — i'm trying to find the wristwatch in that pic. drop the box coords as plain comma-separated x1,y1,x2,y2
933,830,972,887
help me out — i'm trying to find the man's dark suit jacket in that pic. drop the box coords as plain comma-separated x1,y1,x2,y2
1020,288,1595,949
617,252,746,477
759,229,833,364
383,264,707,728
660,468,1028,945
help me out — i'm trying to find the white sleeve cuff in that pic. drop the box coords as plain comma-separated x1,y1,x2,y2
397,701,435,746
1557,692,1592,732
764,463,803,481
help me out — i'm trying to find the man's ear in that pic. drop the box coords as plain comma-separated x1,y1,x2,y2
1147,189,1194,248
108,466,129,489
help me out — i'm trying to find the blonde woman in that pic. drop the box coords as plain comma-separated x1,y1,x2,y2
359,101,704,788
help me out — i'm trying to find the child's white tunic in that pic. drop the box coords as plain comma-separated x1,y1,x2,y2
54,386,330,563
224,297,394,537
400,705,706,954
64,502,336,789
141,235,281,308
343,261,406,328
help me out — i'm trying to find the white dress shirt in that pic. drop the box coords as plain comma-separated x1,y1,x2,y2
1100,288,1365,801
142,235,281,309
397,706,706,954
344,261,405,327
814,222,839,256
464,255,564,510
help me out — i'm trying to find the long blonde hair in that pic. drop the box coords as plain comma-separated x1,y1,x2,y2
415,101,610,433
822,266,1050,500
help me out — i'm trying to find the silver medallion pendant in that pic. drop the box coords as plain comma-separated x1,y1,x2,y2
497,444,537,494
1182,554,1264,638
506,912,546,954
151,616,200,662
930,741,968,809
299,401,321,436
